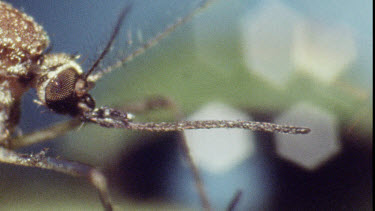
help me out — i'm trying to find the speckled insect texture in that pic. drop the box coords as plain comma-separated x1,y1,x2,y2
0,1,49,144
0,1,310,210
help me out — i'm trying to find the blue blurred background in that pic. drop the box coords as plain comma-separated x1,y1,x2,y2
0,0,372,210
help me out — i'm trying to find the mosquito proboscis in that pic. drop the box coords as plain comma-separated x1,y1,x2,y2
0,1,310,210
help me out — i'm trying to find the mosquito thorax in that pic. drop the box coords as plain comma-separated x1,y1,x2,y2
34,53,95,116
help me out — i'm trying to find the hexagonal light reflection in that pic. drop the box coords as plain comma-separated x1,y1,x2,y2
275,102,341,170
292,21,356,83
184,102,255,173
241,1,302,86
241,0,357,85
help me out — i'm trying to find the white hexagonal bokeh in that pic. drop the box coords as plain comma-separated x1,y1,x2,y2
292,21,357,83
184,102,255,173
241,1,302,86
275,102,341,170
241,0,357,86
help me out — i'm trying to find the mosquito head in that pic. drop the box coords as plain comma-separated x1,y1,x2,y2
36,53,96,116
33,5,131,120
44,71,96,116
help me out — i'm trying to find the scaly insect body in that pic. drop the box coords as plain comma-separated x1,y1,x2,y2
1,1,49,145
0,1,310,210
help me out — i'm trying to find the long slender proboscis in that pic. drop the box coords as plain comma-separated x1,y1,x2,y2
125,121,311,134
82,107,311,135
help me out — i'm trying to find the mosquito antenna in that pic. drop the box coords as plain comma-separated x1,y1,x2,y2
89,0,216,82
84,5,132,80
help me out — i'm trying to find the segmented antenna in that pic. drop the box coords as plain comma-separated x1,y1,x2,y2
84,5,132,80
89,0,215,82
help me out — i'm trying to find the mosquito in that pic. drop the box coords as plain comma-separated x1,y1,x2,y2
0,1,310,210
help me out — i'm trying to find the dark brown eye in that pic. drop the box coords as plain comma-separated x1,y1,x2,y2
45,68,80,115
46,68,77,101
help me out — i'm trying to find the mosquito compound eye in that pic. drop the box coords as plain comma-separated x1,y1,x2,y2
45,68,80,115
46,68,77,101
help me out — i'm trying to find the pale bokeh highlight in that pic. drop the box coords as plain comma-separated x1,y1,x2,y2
275,102,341,170
184,102,254,173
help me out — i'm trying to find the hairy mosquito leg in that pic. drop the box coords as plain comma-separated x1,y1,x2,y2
178,132,211,211
82,106,310,210
124,96,213,210
226,190,243,211
128,97,212,210
115,96,213,210
9,119,81,150
0,147,112,211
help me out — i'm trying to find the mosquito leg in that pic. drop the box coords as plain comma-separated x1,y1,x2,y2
226,190,243,211
114,97,212,210
177,132,211,211
121,98,212,210
0,147,112,211
9,118,81,150
83,104,310,210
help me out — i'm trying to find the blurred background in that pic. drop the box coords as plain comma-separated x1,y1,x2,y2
0,0,372,210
